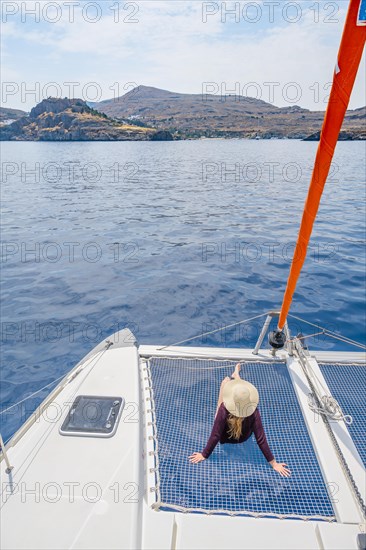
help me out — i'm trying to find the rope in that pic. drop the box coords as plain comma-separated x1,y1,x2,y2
307,393,353,425
289,331,325,343
157,312,269,350
145,356,283,369
288,314,366,350
0,344,112,474
144,360,162,506
291,341,354,424
150,500,336,522
0,342,113,418
158,311,366,352
295,345,366,518
321,332,366,350
0,373,67,415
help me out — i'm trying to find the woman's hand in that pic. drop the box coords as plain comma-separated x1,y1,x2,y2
270,460,291,477
189,452,206,464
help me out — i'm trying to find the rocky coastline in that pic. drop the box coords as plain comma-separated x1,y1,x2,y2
0,98,173,141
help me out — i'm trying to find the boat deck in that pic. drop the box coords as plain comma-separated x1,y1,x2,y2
0,336,365,549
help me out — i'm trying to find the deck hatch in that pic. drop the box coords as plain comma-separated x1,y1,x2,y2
148,357,335,520
59,395,124,437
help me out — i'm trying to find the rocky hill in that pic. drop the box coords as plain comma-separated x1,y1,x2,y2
0,98,172,141
94,85,366,140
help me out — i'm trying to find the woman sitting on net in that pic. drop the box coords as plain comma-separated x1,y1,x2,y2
189,363,291,477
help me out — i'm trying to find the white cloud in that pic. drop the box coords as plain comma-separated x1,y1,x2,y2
1,0,365,110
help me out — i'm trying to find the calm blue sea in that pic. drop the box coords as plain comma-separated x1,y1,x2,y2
1,140,365,441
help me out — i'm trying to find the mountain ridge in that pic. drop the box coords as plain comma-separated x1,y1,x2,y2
93,85,366,140
1,87,365,140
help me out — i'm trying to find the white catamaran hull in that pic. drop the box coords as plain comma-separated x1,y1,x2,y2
1,328,365,550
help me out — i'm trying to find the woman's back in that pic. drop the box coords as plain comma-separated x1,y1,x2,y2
202,403,274,461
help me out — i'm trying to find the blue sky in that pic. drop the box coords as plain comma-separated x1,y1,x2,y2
1,0,365,111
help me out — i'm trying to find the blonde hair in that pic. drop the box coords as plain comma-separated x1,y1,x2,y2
227,414,243,440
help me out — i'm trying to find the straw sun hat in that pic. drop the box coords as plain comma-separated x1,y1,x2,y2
222,379,259,418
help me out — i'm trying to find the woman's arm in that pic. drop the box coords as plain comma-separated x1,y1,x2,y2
253,410,291,477
189,404,226,463
252,409,274,462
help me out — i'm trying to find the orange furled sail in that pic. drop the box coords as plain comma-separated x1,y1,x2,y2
278,0,366,331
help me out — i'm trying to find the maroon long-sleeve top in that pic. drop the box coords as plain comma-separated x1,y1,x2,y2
202,403,274,462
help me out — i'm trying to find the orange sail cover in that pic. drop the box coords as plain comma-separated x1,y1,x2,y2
278,0,366,331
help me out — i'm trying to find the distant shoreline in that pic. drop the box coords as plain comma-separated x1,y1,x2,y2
2,136,365,142
1,89,365,142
